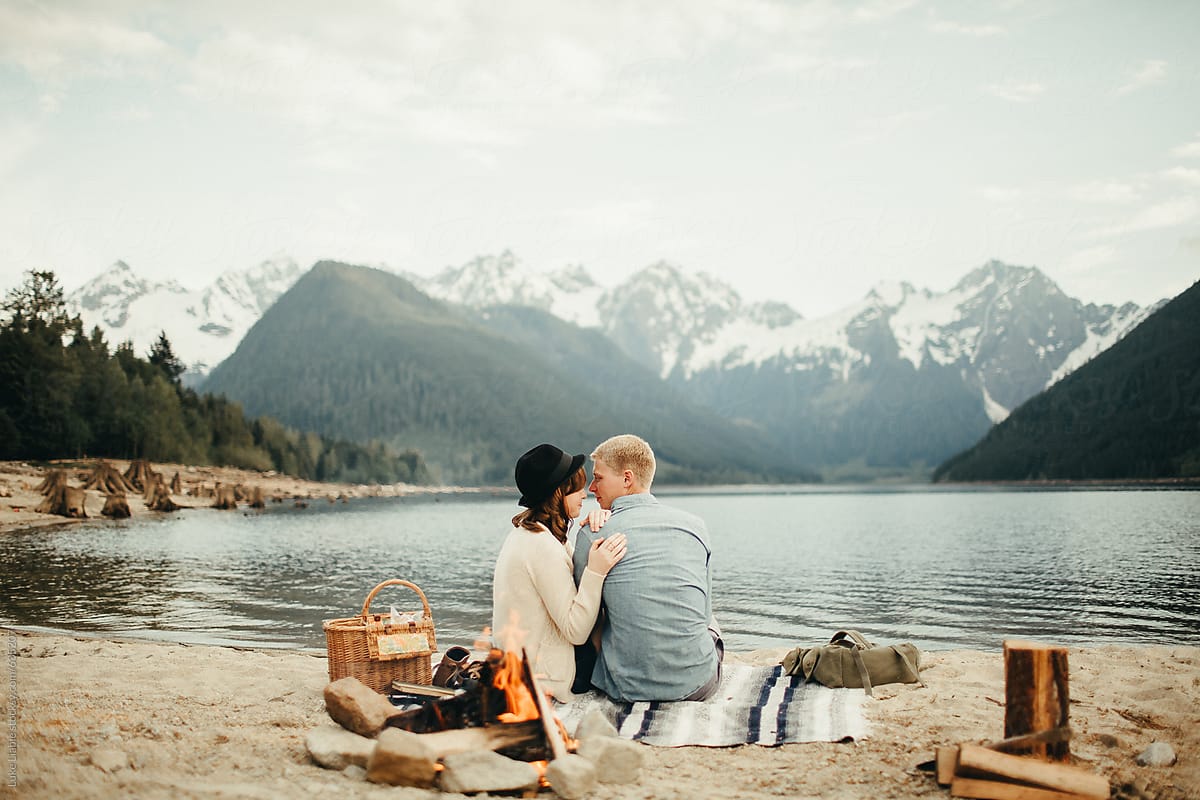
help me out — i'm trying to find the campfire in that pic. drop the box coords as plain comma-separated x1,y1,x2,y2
387,647,570,766
312,646,643,795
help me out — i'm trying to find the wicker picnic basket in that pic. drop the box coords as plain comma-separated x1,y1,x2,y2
323,579,438,692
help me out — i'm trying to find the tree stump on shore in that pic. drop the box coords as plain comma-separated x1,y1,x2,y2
83,461,135,494
101,492,132,519
249,486,265,509
124,460,158,492
146,481,183,512
170,471,182,494
36,469,69,496
36,485,88,518
1004,640,1071,762
213,484,238,510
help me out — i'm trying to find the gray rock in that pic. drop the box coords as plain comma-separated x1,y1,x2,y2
323,677,396,738
89,747,129,774
305,726,375,770
545,753,597,800
1135,741,1177,767
365,728,438,787
438,750,540,794
575,709,619,741
577,736,644,784
1096,733,1121,748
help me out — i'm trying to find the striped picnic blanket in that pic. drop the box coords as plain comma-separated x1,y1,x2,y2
554,663,869,747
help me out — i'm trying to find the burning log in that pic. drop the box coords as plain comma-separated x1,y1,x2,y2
385,649,565,764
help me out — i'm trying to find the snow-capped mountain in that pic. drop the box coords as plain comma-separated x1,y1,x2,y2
66,257,305,377
418,255,1153,426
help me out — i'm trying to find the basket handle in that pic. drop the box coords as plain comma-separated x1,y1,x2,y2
360,579,432,620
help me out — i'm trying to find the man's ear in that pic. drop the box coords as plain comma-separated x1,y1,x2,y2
622,469,635,489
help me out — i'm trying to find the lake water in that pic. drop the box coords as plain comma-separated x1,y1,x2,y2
1,487,1198,654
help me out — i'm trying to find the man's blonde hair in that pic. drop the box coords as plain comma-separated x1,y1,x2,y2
592,434,656,491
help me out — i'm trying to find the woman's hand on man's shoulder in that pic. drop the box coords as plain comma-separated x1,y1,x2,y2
585,508,611,532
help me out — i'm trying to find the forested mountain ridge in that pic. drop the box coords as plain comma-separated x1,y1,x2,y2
0,270,428,485
203,262,819,485
933,279,1200,481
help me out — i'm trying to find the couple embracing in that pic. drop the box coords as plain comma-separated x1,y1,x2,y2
492,434,723,704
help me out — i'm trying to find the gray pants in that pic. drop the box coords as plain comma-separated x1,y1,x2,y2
683,621,725,702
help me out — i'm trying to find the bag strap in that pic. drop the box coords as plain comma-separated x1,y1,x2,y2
890,645,926,688
830,630,874,650
849,647,874,696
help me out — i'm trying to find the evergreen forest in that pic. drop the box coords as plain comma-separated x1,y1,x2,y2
0,270,429,485
934,279,1200,481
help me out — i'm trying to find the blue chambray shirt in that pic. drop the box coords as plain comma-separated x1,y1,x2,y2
572,493,717,702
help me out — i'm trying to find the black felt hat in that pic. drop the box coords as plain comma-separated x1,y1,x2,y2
515,443,585,508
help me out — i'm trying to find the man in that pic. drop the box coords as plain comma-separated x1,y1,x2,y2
572,434,723,702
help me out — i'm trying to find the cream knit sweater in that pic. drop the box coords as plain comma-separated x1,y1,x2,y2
492,524,605,699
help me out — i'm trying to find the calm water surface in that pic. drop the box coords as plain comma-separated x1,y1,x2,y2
1,487,1197,653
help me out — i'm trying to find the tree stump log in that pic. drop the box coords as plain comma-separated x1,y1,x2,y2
101,493,132,519
1003,640,1070,762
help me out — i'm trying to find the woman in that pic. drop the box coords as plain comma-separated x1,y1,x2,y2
492,443,626,699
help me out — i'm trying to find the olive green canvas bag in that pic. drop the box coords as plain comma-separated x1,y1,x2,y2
782,630,924,697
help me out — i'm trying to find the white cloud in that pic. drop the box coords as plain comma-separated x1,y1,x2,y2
1092,196,1199,238
1116,59,1167,95
984,81,1046,103
1172,134,1200,159
1161,167,1200,186
928,12,1005,37
1070,181,1139,204
1063,244,1116,274
853,0,919,23
978,186,1021,203
0,3,168,78
0,121,40,179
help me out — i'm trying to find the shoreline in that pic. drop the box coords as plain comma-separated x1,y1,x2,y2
5,458,1196,536
0,458,495,535
4,628,1197,798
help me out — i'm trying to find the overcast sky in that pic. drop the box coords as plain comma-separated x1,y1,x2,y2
1,1,1197,318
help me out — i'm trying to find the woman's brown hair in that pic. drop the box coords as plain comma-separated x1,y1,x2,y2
511,465,586,543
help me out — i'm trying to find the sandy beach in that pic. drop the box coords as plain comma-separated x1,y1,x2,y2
3,460,1198,798
0,630,1194,799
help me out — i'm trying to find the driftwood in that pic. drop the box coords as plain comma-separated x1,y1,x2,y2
36,485,88,518
83,461,135,494
101,493,132,519
35,469,69,496
124,460,158,492
1004,640,1070,761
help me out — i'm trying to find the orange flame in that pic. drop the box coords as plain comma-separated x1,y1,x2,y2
492,649,540,723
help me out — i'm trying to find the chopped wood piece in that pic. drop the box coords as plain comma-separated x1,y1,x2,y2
950,776,1100,800
1003,640,1071,761
419,721,544,759
937,745,959,786
522,650,567,761
957,744,1109,798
